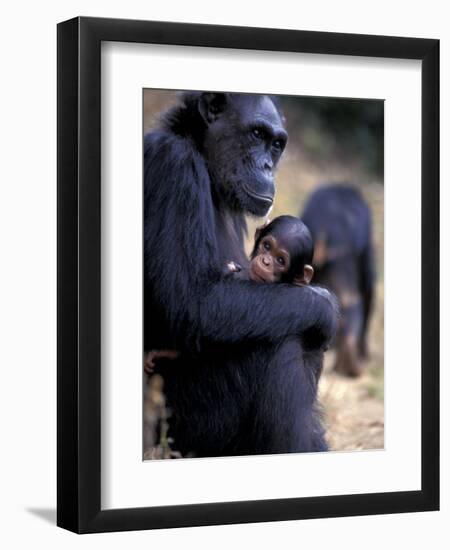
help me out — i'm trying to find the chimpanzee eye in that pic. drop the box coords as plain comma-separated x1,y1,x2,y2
263,241,270,250
277,257,285,266
252,128,263,140
273,140,282,151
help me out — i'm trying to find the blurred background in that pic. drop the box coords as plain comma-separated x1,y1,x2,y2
143,90,384,453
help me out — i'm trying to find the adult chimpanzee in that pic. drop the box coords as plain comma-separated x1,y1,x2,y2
302,184,375,377
144,92,337,457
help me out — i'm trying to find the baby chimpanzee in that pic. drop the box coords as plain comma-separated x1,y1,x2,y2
226,215,327,383
145,215,329,380
228,215,315,286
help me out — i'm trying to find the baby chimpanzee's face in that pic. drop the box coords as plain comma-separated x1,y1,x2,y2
249,234,290,283
248,216,315,285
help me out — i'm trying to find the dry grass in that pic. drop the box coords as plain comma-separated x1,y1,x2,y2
320,281,384,451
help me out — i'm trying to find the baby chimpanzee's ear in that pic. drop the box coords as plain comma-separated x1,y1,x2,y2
293,264,314,285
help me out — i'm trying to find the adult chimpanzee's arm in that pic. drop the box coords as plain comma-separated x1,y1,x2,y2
144,133,337,351
199,279,338,349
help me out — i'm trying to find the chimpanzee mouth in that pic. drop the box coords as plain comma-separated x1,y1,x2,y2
243,185,274,206
249,264,271,283
251,272,267,283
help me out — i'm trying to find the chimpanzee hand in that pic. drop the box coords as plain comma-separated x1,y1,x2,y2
227,261,242,273
302,286,340,351
144,350,180,375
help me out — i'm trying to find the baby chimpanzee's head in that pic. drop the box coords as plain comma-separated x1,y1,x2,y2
249,215,314,284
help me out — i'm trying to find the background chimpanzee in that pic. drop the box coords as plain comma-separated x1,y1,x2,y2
302,184,375,377
144,92,338,457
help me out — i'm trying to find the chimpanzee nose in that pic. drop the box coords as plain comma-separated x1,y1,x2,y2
262,256,270,266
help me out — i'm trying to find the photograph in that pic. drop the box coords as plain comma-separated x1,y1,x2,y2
142,90,385,460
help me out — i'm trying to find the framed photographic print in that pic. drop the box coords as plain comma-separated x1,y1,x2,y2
57,17,439,533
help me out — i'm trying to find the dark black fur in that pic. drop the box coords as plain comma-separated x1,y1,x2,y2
302,184,375,376
144,92,337,456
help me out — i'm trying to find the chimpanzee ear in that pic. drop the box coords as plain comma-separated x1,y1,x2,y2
198,92,228,125
294,264,314,285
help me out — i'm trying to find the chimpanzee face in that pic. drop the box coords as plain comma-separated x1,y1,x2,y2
248,216,315,285
199,93,288,217
249,234,290,283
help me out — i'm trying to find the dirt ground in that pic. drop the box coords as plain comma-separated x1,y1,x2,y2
319,282,385,451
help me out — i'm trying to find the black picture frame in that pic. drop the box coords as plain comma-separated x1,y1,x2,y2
57,16,439,534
